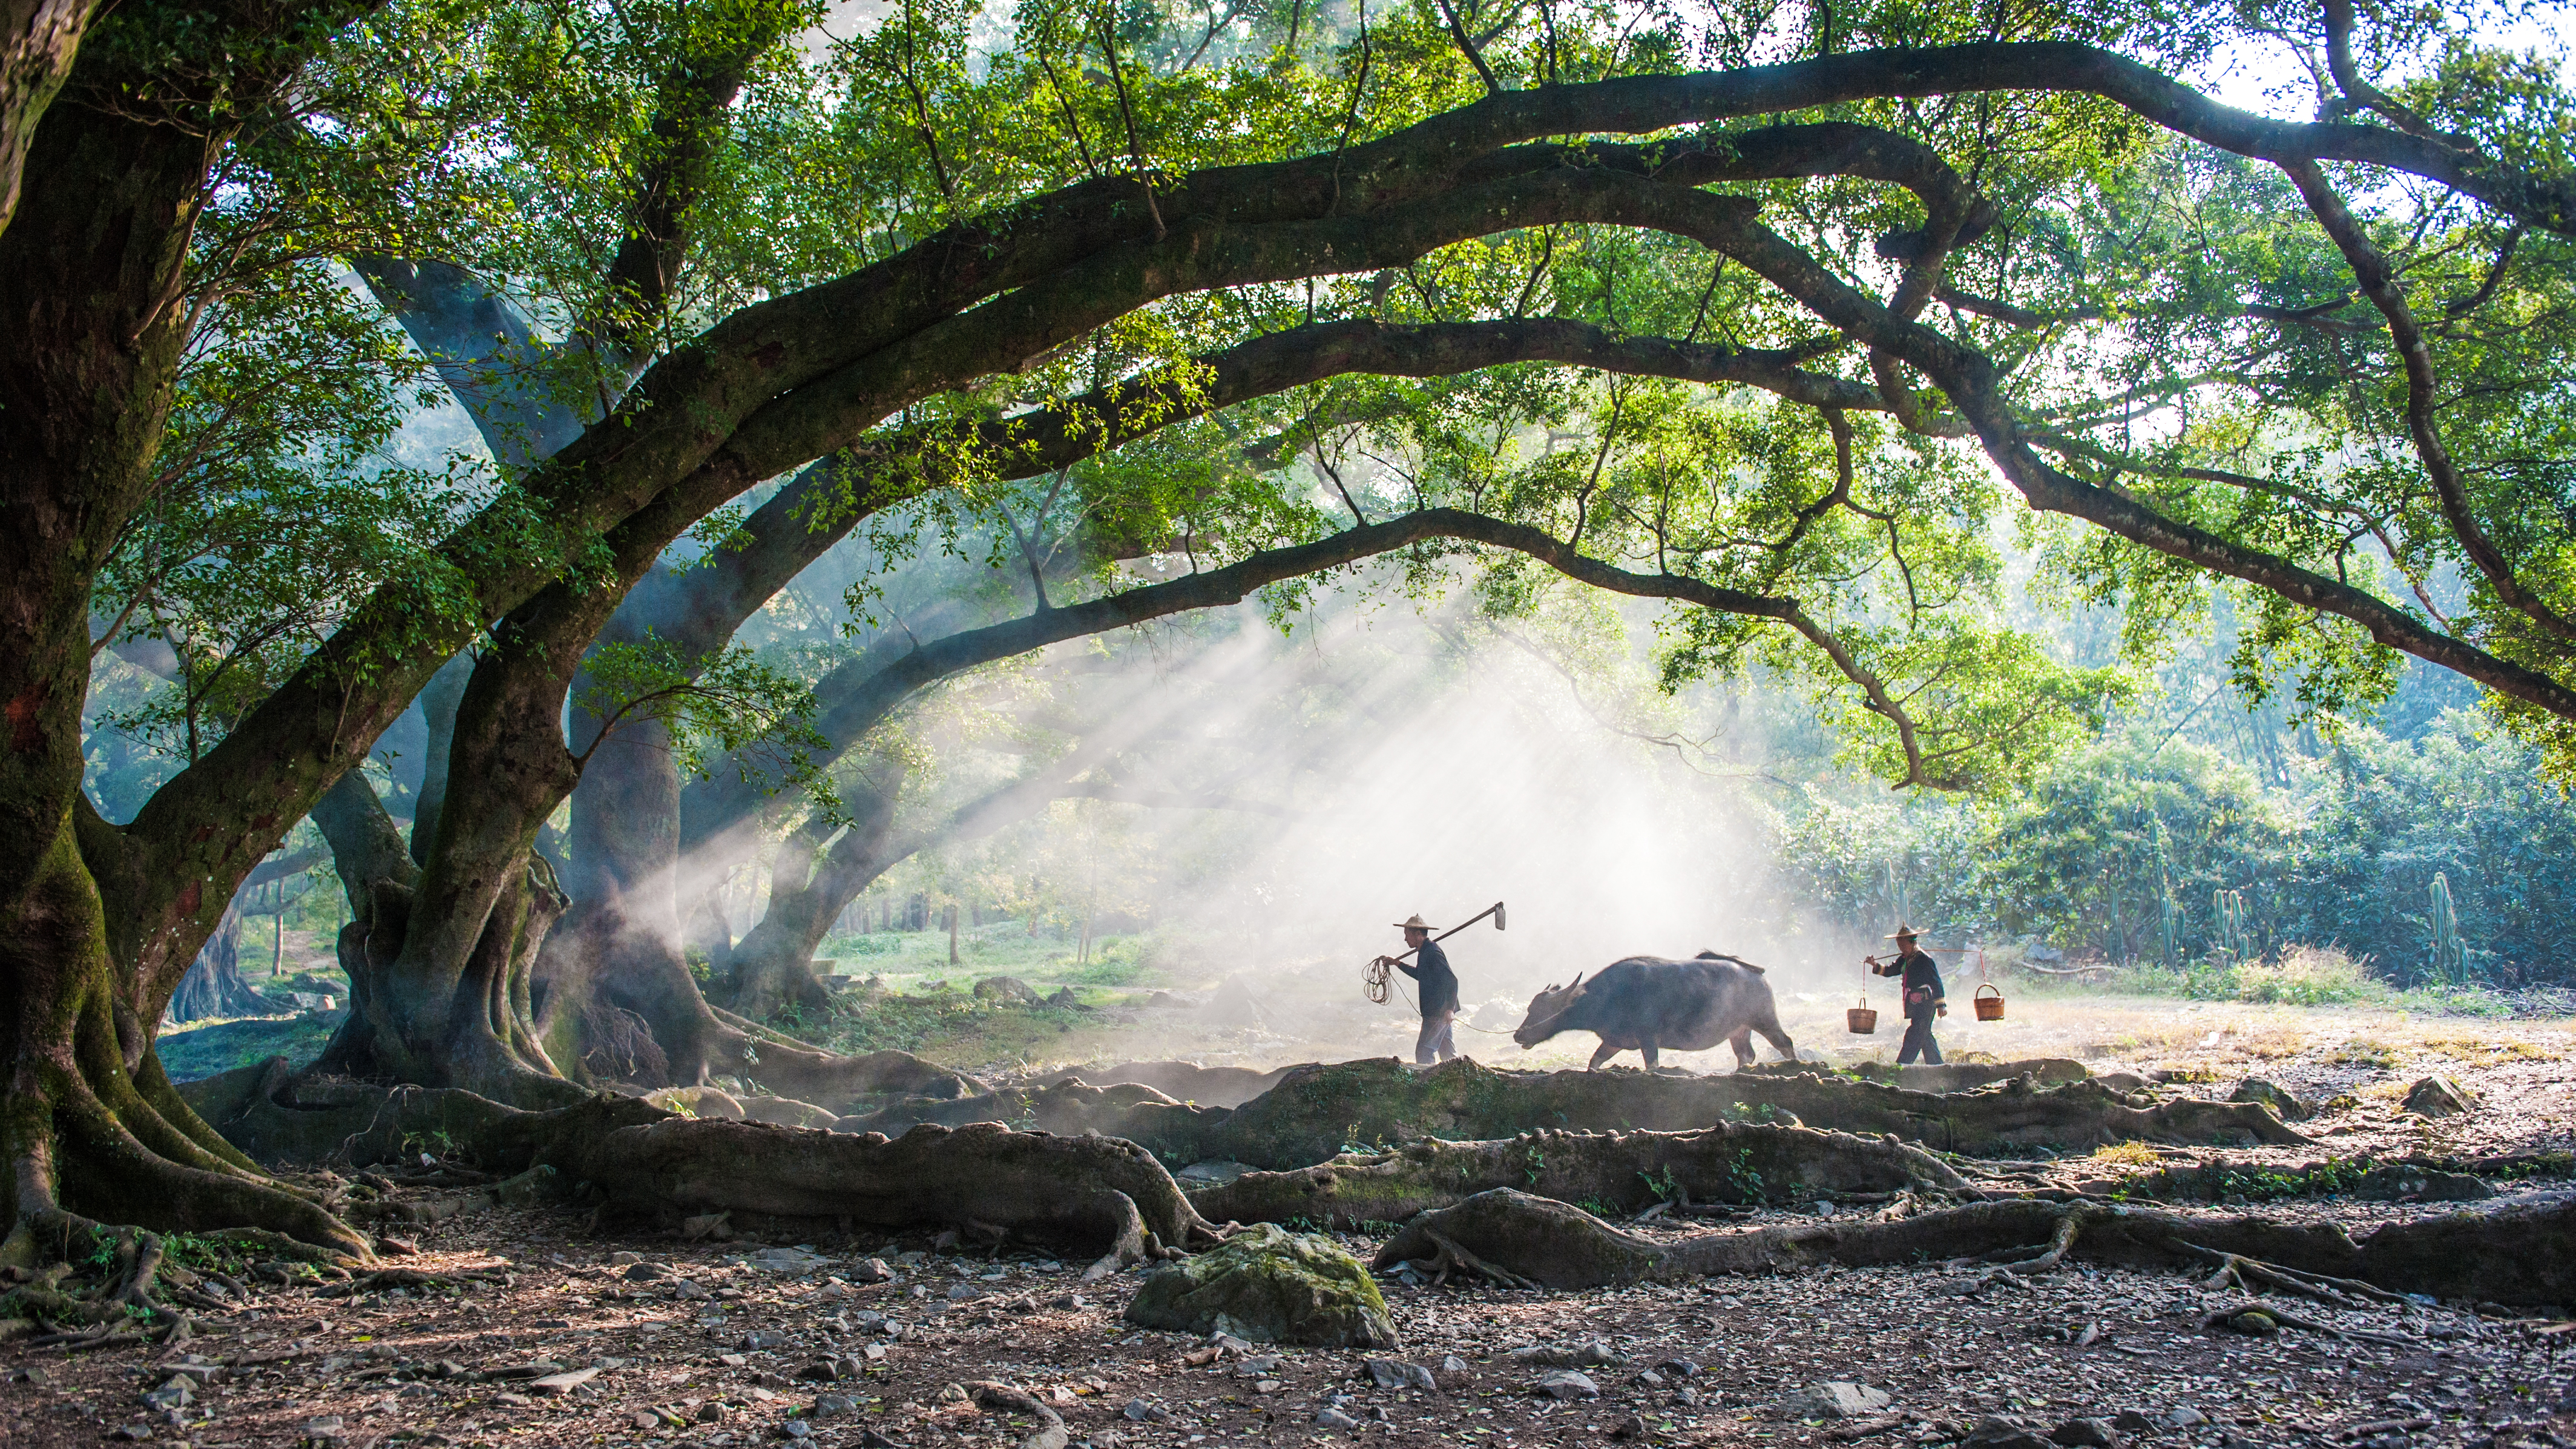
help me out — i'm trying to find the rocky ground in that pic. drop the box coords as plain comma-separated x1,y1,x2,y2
12,999,2575,1449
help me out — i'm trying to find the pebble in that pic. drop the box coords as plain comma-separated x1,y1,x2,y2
1314,1407,1361,1428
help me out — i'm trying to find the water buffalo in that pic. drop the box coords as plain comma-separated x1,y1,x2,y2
1512,951,1796,1071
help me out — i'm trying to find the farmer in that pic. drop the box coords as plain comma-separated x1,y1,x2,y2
1376,913,1459,1065
1868,924,1947,1066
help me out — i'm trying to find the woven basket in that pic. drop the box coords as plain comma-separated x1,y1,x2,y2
1973,983,2005,1021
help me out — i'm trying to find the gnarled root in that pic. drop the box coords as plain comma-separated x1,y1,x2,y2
1372,1187,2576,1305
1191,1121,1971,1228
970,1380,1071,1449
571,1117,1214,1257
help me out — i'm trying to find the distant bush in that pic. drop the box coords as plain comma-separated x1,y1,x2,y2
2229,945,2378,1005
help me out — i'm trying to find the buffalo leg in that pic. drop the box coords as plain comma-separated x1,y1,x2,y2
1587,1039,1628,1071
1640,1042,1661,1071
1751,1005,1796,1062
1727,1030,1756,1067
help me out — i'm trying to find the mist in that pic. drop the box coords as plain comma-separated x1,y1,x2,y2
845,563,1887,1071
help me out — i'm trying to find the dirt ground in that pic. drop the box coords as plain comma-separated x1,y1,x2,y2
12,996,2575,1449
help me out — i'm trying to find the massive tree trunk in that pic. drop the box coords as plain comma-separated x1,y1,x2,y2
0,10,375,1259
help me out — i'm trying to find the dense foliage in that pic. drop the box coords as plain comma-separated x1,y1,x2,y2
1781,706,2576,987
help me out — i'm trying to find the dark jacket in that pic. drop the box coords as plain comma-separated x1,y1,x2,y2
1874,949,1945,1018
1396,938,1458,1018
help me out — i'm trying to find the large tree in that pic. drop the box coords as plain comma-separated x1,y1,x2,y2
9,0,2575,1270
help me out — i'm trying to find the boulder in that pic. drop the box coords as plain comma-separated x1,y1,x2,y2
2402,1077,2474,1119
2229,1077,2312,1121
1123,1223,1397,1348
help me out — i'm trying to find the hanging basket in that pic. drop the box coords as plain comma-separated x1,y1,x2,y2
1974,982,2006,1021
1847,1000,1878,1034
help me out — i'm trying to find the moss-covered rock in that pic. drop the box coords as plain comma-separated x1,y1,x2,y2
1124,1223,1396,1347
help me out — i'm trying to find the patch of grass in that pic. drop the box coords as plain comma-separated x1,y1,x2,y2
2414,1034,2563,1065
2330,1039,2400,1068
2092,1140,2159,1166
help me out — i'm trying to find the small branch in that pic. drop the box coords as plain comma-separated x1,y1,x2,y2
1430,0,1504,96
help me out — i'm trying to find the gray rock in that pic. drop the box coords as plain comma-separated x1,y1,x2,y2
1962,1418,2054,1449
1533,1369,1601,1400
1506,1338,1625,1367
623,1261,671,1282
140,1378,193,1411
2404,1076,2474,1119
1785,1381,1894,1420
2052,1417,2123,1448
774,1421,812,1441
1123,1223,1398,1348
1122,1398,1171,1422
1365,1359,1437,1392
739,1330,790,1350
2111,1411,2157,1436
1315,1407,1362,1429
2230,1077,2312,1121
851,1257,893,1283
1441,1355,1471,1376
2162,1407,2208,1428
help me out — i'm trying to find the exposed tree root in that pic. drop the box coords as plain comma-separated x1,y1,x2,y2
1761,1059,2091,1093
1370,1186,2576,1304
1054,1061,1299,1109
835,1078,1232,1156
180,1065,1213,1267
704,1011,982,1110
858,1057,2304,1169
1190,1122,1973,1228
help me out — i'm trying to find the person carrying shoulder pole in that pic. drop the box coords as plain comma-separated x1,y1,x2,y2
1376,913,1459,1064
1867,924,1947,1066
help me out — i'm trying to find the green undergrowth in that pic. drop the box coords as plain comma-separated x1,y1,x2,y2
2008,953,2525,1017
782,982,1125,1067
158,1010,342,1082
